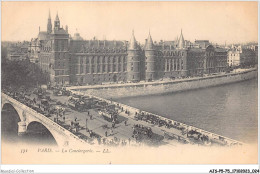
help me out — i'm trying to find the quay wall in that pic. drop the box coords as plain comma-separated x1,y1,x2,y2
71,68,257,99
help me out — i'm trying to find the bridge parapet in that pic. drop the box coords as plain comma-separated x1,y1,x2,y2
2,93,89,147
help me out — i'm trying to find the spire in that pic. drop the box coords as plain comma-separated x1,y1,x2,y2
55,12,60,21
178,29,185,49
54,11,60,30
47,10,52,34
145,30,154,50
48,9,51,19
128,30,138,50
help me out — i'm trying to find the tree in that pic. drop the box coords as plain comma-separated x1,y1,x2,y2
1,59,48,90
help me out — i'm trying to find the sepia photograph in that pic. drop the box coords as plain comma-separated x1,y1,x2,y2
1,1,259,172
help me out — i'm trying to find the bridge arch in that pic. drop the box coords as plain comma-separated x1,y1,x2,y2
1,103,21,138
2,94,84,147
26,121,57,146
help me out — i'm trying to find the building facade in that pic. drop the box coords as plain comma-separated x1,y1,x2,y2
29,12,228,86
227,45,257,67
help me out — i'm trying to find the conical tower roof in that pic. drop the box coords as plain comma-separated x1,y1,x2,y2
145,30,154,50
178,29,185,49
128,30,138,50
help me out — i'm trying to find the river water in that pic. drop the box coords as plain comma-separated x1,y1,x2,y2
115,78,258,144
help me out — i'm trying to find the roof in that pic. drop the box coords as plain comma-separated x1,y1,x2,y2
145,31,154,50
188,48,206,53
215,48,227,53
128,30,138,50
177,30,185,48
72,33,83,40
38,32,48,40
69,40,126,53
55,13,59,21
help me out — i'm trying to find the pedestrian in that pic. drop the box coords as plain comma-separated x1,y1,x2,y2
124,120,127,126
105,131,108,137
88,111,90,115
63,116,65,123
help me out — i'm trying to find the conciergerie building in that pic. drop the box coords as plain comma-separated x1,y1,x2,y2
28,12,228,86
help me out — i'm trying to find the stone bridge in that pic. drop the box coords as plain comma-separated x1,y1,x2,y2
1,93,88,147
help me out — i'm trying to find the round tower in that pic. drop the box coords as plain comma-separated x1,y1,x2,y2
144,31,156,80
127,30,141,82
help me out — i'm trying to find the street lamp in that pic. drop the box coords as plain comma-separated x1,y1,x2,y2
86,118,88,132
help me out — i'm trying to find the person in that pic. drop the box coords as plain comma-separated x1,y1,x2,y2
63,116,65,123
124,120,127,126
105,131,108,137
110,128,113,136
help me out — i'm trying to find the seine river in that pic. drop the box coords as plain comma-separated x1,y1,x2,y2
115,78,258,143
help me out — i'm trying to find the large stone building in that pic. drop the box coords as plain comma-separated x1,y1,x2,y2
29,12,228,86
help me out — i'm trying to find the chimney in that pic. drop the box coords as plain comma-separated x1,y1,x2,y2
65,25,68,33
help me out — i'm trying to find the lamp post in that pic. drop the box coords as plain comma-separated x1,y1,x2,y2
86,118,88,132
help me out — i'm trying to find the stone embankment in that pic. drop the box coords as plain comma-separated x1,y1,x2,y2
68,68,257,99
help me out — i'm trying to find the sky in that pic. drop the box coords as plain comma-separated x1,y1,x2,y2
1,1,258,45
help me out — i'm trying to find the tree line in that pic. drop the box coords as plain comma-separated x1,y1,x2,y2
2,46,48,90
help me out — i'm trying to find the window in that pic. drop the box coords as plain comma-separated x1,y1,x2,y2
86,65,89,73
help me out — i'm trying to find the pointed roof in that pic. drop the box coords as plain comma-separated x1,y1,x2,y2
55,12,60,21
48,9,51,19
178,29,185,49
145,30,154,50
128,30,138,50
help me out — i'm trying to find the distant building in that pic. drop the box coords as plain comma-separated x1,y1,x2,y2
6,41,29,61
194,40,210,49
29,11,229,86
228,45,256,67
